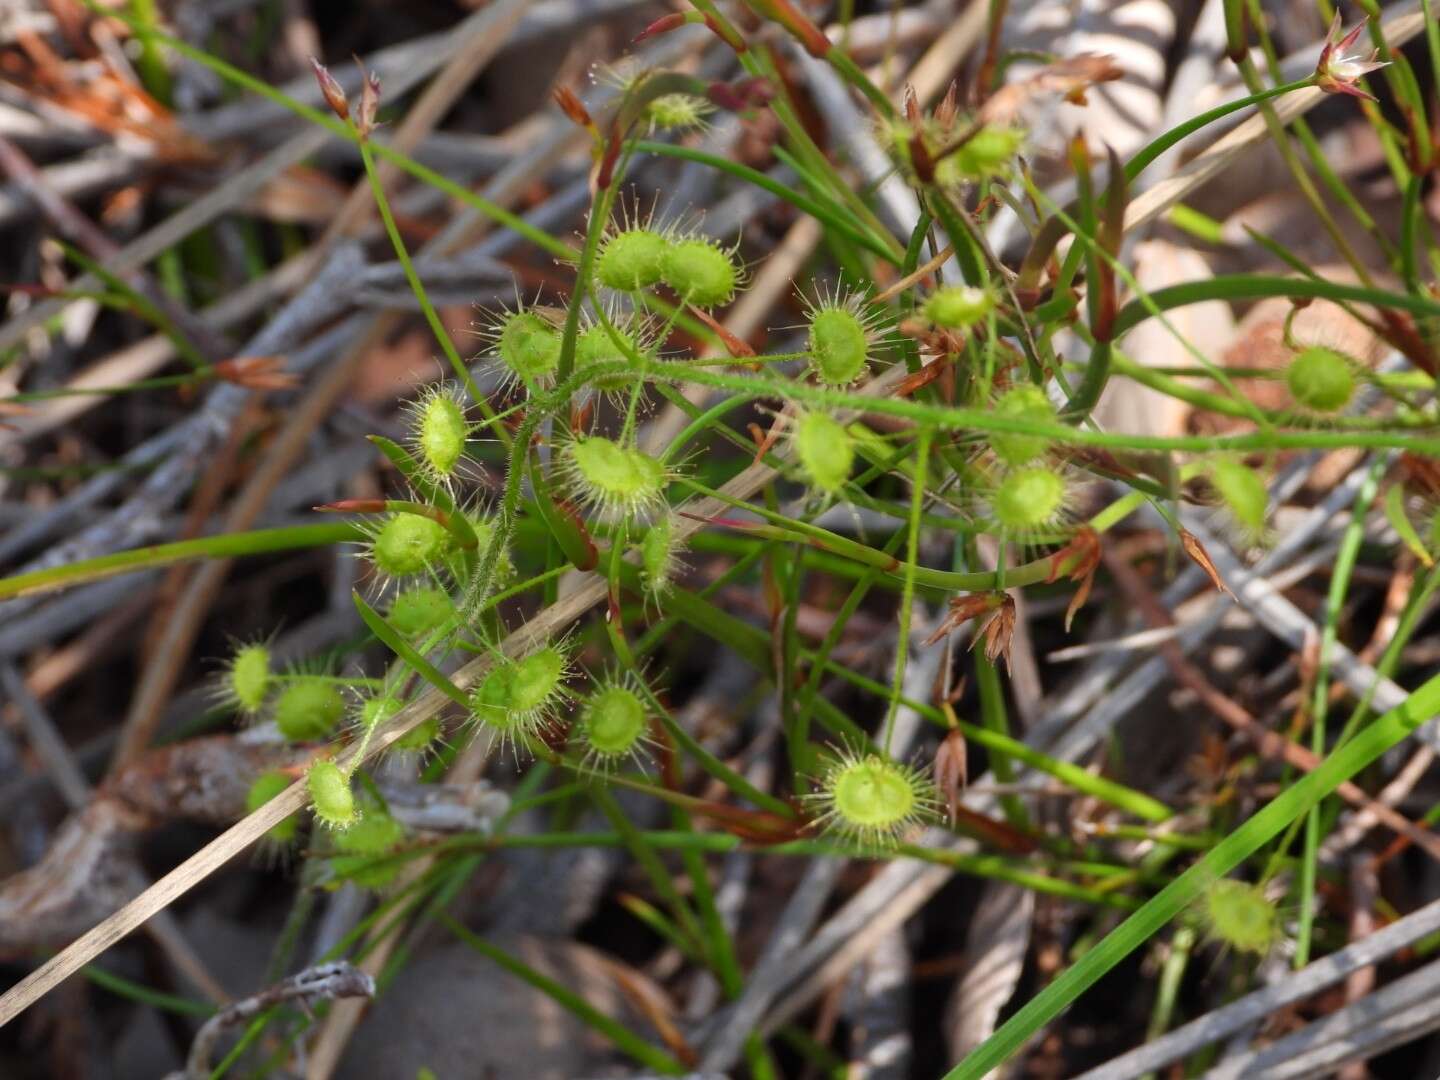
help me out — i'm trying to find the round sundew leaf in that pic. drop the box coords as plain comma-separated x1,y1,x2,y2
371,513,450,578
275,678,345,741
596,229,669,292
510,647,566,714
807,306,869,386
831,758,917,829
924,284,993,329
416,392,467,478
989,384,1055,467
471,665,517,725
661,239,737,307
1286,346,1355,412
359,695,402,731
228,643,272,713
1210,458,1268,538
568,437,666,515
336,810,405,856
991,467,1066,531
640,515,679,595
794,412,854,494
246,771,299,844
498,311,562,382
307,760,356,829
583,686,647,756
645,93,711,132
577,324,641,392
940,125,1024,183
394,715,442,752
1202,879,1278,955
387,586,453,637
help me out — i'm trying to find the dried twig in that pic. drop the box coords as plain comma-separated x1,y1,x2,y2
165,962,375,1080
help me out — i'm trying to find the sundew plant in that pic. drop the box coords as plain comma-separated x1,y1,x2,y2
7,1,1440,1077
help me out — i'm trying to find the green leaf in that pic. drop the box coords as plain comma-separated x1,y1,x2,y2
1385,483,1433,566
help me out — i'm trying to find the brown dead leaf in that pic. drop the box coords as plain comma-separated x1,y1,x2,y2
1179,528,1234,599
933,727,968,825
980,53,1125,127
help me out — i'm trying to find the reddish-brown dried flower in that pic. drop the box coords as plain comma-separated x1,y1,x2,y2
309,57,349,122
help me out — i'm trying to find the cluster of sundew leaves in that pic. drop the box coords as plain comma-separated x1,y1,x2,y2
210,61,1420,869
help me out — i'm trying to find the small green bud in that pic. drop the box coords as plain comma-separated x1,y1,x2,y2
274,677,345,741
990,467,1067,532
497,310,561,384
245,771,299,844
371,513,450,578
387,587,454,637
596,229,669,292
306,760,356,829
923,285,993,329
226,643,272,715
1286,346,1355,412
990,385,1055,467
794,411,854,495
661,238,738,307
